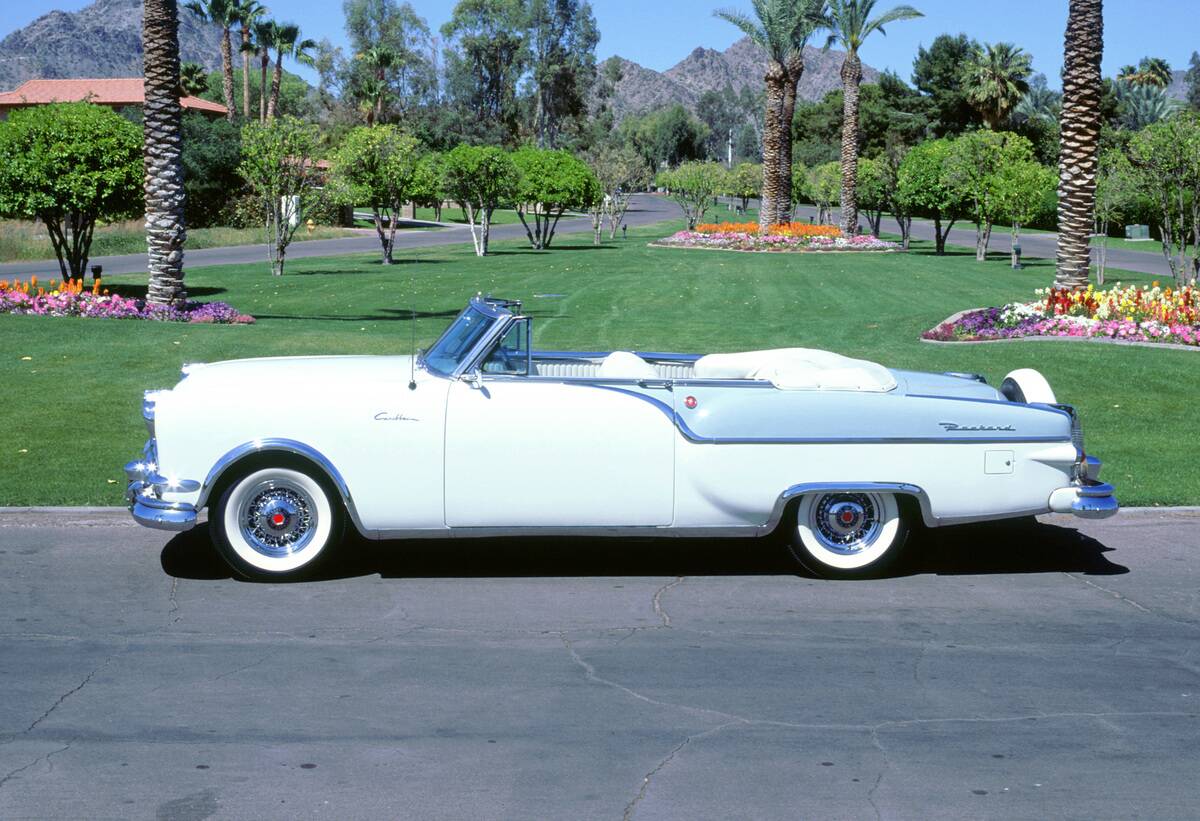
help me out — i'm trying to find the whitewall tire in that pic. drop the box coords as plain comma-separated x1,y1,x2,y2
1001,368,1057,404
789,491,908,578
211,465,344,581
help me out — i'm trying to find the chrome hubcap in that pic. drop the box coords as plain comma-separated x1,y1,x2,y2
811,493,882,554
240,483,316,557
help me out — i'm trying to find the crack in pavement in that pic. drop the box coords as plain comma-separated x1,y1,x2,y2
1063,573,1200,632
652,577,684,628
167,577,180,624
622,720,741,821
0,742,72,790
13,656,113,738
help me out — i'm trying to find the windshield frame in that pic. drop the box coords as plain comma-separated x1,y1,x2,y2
420,298,513,378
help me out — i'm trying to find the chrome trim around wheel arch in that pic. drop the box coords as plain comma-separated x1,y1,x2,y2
195,439,367,537
760,482,937,533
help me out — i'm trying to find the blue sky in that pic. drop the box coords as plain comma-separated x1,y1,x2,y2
4,0,1198,86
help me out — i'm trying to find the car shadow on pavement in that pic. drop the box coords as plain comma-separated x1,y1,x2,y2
160,518,1127,582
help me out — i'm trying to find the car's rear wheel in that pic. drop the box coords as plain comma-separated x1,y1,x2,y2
788,491,908,579
210,465,344,581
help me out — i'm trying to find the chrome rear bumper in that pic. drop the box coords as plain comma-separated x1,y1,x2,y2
125,440,199,532
1049,456,1118,520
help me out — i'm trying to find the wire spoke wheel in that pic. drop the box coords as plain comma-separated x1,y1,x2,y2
790,491,908,578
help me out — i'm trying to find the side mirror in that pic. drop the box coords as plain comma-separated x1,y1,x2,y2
461,368,482,387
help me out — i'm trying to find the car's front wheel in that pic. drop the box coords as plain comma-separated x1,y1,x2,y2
210,464,345,581
788,491,909,579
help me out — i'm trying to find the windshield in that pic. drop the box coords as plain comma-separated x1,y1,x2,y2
422,306,498,375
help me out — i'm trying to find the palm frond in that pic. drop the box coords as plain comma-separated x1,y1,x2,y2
713,8,765,48
865,4,923,38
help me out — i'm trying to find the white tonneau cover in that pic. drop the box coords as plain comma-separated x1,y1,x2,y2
694,348,898,392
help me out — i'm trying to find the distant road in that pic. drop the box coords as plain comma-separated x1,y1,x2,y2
0,194,683,278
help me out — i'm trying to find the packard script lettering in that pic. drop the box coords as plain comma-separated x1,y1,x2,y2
939,422,1016,432
374,412,419,422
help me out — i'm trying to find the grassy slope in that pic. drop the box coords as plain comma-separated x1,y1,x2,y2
0,221,360,263
0,219,1194,507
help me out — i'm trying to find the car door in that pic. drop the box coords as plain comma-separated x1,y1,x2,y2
443,327,675,528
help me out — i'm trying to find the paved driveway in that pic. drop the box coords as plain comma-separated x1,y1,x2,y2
1,509,1197,819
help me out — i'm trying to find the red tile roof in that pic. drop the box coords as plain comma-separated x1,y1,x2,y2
0,78,227,115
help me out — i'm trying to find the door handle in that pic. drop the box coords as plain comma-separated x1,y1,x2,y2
637,379,673,389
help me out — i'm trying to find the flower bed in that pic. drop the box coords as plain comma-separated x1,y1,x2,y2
0,277,255,324
655,226,899,253
924,282,1200,348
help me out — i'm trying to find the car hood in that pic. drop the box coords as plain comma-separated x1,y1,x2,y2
174,355,419,394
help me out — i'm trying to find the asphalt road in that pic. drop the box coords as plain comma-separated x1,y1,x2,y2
0,195,680,279
1,508,1197,819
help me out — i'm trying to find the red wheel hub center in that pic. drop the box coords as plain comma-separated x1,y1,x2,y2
840,510,855,525
271,512,286,527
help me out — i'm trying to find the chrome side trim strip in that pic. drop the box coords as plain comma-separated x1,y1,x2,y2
195,439,369,537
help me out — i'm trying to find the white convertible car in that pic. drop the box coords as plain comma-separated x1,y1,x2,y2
126,295,1117,580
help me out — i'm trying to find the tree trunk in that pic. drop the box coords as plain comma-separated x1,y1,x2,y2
839,53,863,236
1054,0,1104,289
267,52,283,119
779,53,804,227
259,52,269,122
897,215,911,250
933,215,945,255
1011,224,1022,268
975,220,993,261
241,26,252,119
759,61,787,233
220,25,235,122
372,207,392,264
143,0,187,306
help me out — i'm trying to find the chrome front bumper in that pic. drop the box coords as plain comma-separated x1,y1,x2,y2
124,440,200,532
1048,455,1119,519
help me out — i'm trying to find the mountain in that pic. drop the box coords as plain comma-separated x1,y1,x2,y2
1165,69,1190,102
603,37,880,119
0,0,226,92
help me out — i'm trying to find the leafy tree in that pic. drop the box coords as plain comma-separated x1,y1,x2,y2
585,144,652,240
855,155,887,236
1011,74,1061,165
441,0,528,145
238,116,329,276
944,130,1036,261
896,137,964,254
993,156,1056,269
728,161,763,213
1092,148,1138,283
825,0,924,235
0,103,142,280
879,137,912,247
1128,113,1200,283
1055,0,1104,290
184,0,239,121
410,151,447,221
181,112,242,227
330,125,421,264
658,161,726,230
339,0,436,125
697,86,743,162
806,161,841,225
179,61,209,96
144,0,187,305
790,160,809,216
1118,56,1173,89
510,147,600,249
792,73,929,167
1186,52,1200,110
961,42,1032,129
441,144,519,256
619,105,708,171
198,65,317,122
912,33,980,136
526,0,599,149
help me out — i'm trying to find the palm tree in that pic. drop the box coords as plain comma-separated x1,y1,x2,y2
183,0,239,121
143,0,187,306
356,45,397,126
178,60,209,96
1118,56,1172,88
1054,0,1104,290
235,0,267,120
1114,79,1181,129
825,0,923,235
253,19,275,122
1012,79,1061,126
715,0,823,229
264,21,316,119
779,1,829,221
962,42,1033,129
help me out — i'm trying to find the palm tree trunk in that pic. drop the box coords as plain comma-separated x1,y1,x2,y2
839,53,863,236
143,0,187,306
1055,0,1104,290
759,61,786,233
241,26,252,119
267,51,282,119
220,25,235,121
259,52,268,122
779,53,804,226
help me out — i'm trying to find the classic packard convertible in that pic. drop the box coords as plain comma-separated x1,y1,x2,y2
126,295,1117,580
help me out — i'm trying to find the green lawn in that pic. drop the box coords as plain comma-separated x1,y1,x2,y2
0,219,1194,507
353,207,568,226
0,220,361,264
